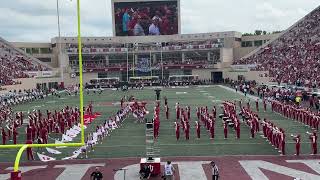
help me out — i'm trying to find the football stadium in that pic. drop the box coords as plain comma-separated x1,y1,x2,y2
0,0,320,179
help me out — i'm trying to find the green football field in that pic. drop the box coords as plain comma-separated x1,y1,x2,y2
0,85,318,163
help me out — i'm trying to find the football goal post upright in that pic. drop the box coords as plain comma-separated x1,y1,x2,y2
6,1,85,179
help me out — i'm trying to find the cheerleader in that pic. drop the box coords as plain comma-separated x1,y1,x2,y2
80,144,88,159
87,133,94,152
96,126,103,144
101,125,106,138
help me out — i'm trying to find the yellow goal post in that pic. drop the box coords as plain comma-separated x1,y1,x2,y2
0,0,85,173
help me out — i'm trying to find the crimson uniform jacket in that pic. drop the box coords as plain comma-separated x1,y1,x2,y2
294,136,301,155
40,128,48,139
176,105,180,119
165,106,169,119
223,123,228,138
195,121,201,138
13,128,18,144
26,126,32,140
1,129,7,145
175,123,180,140
209,122,215,139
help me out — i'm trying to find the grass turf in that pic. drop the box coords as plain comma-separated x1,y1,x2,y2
0,85,318,163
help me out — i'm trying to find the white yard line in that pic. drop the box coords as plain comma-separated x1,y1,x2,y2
217,85,261,102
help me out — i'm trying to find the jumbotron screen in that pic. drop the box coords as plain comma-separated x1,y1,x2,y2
113,0,179,36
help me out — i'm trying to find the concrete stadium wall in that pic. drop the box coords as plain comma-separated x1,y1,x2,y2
192,69,213,80
233,47,256,61
220,48,234,68
63,73,98,86
51,31,242,46
223,70,270,84
0,78,37,93
0,73,98,94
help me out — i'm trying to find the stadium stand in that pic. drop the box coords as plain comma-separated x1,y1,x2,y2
234,6,320,87
0,37,52,86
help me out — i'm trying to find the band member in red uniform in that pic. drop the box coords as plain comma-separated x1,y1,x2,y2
40,127,48,144
26,124,32,141
165,105,169,120
255,99,259,112
223,122,228,139
25,139,34,160
235,120,240,139
196,107,200,120
19,112,23,125
195,121,201,139
175,103,180,120
291,134,301,156
280,130,285,155
174,122,180,141
38,109,42,122
54,123,60,133
187,106,191,120
31,124,37,141
47,110,51,119
210,121,215,140
60,120,65,134
307,131,318,155
250,120,255,138
185,121,190,140
212,106,216,118
89,101,93,115
13,127,18,144
1,127,7,145
48,118,54,133
154,116,160,139
263,98,267,112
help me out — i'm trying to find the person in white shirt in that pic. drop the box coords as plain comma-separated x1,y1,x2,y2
164,161,175,180
148,19,160,35
134,18,145,36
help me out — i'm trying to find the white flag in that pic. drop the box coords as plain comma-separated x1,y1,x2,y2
37,153,56,162
78,123,87,129
46,147,62,155
70,128,80,135
62,134,73,142
73,148,82,155
73,125,81,131
66,130,77,138
62,152,80,160
55,139,67,148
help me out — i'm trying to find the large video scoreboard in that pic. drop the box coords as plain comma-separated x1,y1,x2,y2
112,0,181,37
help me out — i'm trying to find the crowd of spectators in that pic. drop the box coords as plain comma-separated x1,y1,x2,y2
71,59,210,72
66,39,222,54
0,89,49,107
114,2,178,36
234,6,320,87
0,41,50,86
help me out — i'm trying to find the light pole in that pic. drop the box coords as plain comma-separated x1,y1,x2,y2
160,45,164,80
150,50,152,77
56,0,64,84
126,44,129,82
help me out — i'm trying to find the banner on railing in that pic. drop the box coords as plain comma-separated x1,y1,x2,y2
27,71,54,78
136,57,151,72
230,64,258,71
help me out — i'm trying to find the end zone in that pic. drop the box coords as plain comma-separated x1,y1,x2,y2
1,155,320,180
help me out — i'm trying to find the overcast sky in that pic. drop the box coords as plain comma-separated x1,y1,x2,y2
0,0,319,42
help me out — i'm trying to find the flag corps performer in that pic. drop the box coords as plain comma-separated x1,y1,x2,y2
291,134,301,156
307,131,318,155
